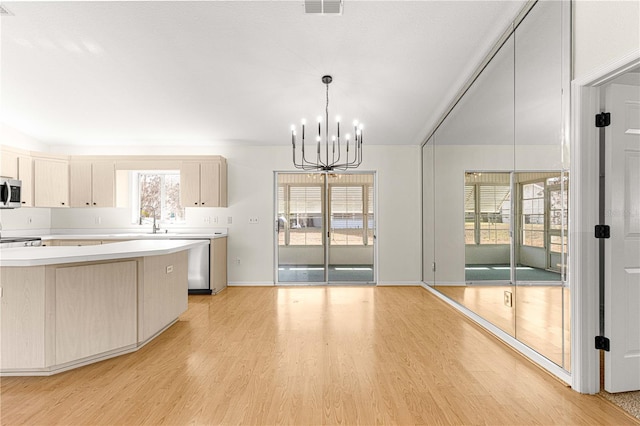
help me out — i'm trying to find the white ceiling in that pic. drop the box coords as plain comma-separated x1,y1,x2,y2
0,1,526,147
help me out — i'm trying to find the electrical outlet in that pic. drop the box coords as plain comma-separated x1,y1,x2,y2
27,216,33,224
227,216,233,225
234,257,241,265
94,216,101,225
504,290,513,307
249,217,259,224
213,216,219,224
166,265,174,274
204,216,211,224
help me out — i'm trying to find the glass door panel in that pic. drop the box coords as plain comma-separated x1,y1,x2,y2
327,173,375,282
277,173,326,283
464,172,512,283
276,172,375,284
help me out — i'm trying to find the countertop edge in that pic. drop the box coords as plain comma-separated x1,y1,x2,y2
0,240,210,267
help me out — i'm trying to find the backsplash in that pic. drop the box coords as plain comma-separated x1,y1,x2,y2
0,208,51,235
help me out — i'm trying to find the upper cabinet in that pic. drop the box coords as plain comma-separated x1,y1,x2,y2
18,156,33,207
1,149,18,179
1,147,33,207
180,158,227,208
34,156,69,208
2,149,228,209
69,161,115,207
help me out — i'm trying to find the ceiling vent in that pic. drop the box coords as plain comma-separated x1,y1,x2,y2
305,0,343,15
0,4,14,16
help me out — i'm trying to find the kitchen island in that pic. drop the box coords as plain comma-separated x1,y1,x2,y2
41,232,228,295
0,240,207,376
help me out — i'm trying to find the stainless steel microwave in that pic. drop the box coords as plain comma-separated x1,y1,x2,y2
0,178,22,208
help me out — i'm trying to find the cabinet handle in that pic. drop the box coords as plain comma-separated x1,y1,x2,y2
195,202,198,205
61,202,65,205
86,202,90,205
202,202,205,205
93,202,96,205
21,201,25,204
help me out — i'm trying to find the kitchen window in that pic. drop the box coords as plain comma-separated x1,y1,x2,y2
130,171,185,224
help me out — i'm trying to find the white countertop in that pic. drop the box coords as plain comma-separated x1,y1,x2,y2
42,232,226,241
0,239,210,267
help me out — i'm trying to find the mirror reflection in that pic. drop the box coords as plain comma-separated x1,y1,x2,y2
422,0,570,371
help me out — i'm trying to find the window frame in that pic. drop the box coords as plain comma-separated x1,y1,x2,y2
277,182,373,247
328,183,373,247
278,183,325,247
520,179,546,249
465,182,512,246
130,170,185,225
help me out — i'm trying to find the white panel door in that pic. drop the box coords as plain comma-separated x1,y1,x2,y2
605,83,640,393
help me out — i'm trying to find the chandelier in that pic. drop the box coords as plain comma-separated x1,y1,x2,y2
291,75,363,171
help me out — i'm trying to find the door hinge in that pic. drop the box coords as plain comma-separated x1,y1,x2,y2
595,224,610,239
595,336,610,351
595,112,611,128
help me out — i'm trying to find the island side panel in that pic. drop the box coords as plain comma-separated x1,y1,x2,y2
141,251,188,342
0,266,46,369
211,237,227,294
55,261,137,365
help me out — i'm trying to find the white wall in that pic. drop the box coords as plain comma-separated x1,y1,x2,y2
9,144,421,285
1,124,50,152
573,0,640,81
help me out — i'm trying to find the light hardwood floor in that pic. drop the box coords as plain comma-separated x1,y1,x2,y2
1,287,635,425
437,285,571,369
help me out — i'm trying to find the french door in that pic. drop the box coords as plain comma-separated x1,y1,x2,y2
275,172,376,284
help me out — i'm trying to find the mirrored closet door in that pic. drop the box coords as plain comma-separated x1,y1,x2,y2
422,0,570,370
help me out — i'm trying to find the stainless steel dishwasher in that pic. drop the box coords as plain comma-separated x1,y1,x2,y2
187,240,211,295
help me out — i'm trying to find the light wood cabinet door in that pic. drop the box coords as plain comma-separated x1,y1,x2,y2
18,155,33,207
69,162,92,207
199,161,221,207
69,161,115,207
180,160,227,207
180,161,201,207
1,150,18,179
91,161,115,207
34,159,69,207
219,159,228,207
141,252,188,341
0,266,47,369
55,261,137,365
55,240,102,246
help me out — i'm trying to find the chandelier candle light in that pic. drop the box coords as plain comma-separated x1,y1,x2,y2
291,75,364,171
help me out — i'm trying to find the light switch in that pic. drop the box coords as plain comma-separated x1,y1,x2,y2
166,265,174,274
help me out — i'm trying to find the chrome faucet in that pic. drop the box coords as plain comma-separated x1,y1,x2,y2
140,205,160,234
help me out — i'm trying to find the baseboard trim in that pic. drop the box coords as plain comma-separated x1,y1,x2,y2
377,281,421,286
228,281,275,287
420,283,572,385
